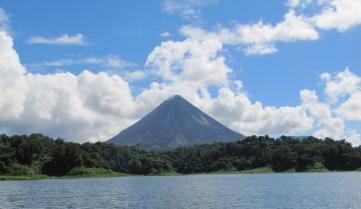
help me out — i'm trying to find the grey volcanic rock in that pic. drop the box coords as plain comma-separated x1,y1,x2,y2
107,95,245,150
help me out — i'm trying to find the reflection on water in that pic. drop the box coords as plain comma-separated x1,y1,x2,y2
1,172,361,209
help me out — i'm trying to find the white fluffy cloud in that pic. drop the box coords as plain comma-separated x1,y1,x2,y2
19,70,135,141
0,31,136,142
321,69,360,103
300,69,361,146
181,0,361,55
321,69,361,121
318,69,361,121
146,39,231,86
312,0,361,31
301,89,345,139
27,33,86,45
0,32,27,120
206,88,313,136
181,10,319,55
337,91,361,120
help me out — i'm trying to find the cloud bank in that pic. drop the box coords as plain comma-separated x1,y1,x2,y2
1,29,360,145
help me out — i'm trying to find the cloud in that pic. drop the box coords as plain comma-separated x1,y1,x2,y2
318,69,361,121
160,32,172,38
281,1,361,32
0,32,27,120
0,31,136,142
162,0,218,20
287,0,303,8
27,55,133,70
300,89,361,146
146,39,231,86
206,88,313,136
244,44,278,56
18,70,136,142
27,33,86,45
336,91,361,121
287,0,314,8
181,10,319,55
181,0,361,55
320,69,360,104
319,69,361,121
311,0,361,31
125,70,147,81
301,89,345,139
300,69,361,146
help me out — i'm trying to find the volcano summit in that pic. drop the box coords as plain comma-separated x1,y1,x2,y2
107,95,245,150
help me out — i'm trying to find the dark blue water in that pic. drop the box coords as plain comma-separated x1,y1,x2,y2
1,172,361,209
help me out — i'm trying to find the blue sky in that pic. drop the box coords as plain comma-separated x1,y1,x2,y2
0,0,360,144
2,0,360,105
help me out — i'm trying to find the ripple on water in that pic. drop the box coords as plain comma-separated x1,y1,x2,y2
0,173,361,209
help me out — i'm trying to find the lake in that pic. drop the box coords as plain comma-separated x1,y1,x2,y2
0,172,361,209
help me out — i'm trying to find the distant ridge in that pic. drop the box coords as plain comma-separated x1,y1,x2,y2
107,95,245,150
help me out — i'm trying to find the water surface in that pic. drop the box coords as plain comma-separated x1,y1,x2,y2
1,172,360,209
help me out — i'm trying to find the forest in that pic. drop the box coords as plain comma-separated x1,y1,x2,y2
1,134,361,177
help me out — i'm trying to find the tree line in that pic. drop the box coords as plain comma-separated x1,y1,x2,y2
1,134,361,176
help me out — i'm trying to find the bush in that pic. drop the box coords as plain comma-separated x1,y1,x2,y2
67,167,114,176
6,164,35,176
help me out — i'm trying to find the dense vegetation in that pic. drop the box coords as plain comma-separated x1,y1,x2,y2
1,134,361,177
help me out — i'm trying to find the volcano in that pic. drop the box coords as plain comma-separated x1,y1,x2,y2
107,95,245,150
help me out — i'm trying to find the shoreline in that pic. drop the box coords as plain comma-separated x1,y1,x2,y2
0,173,129,181
2,166,359,181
